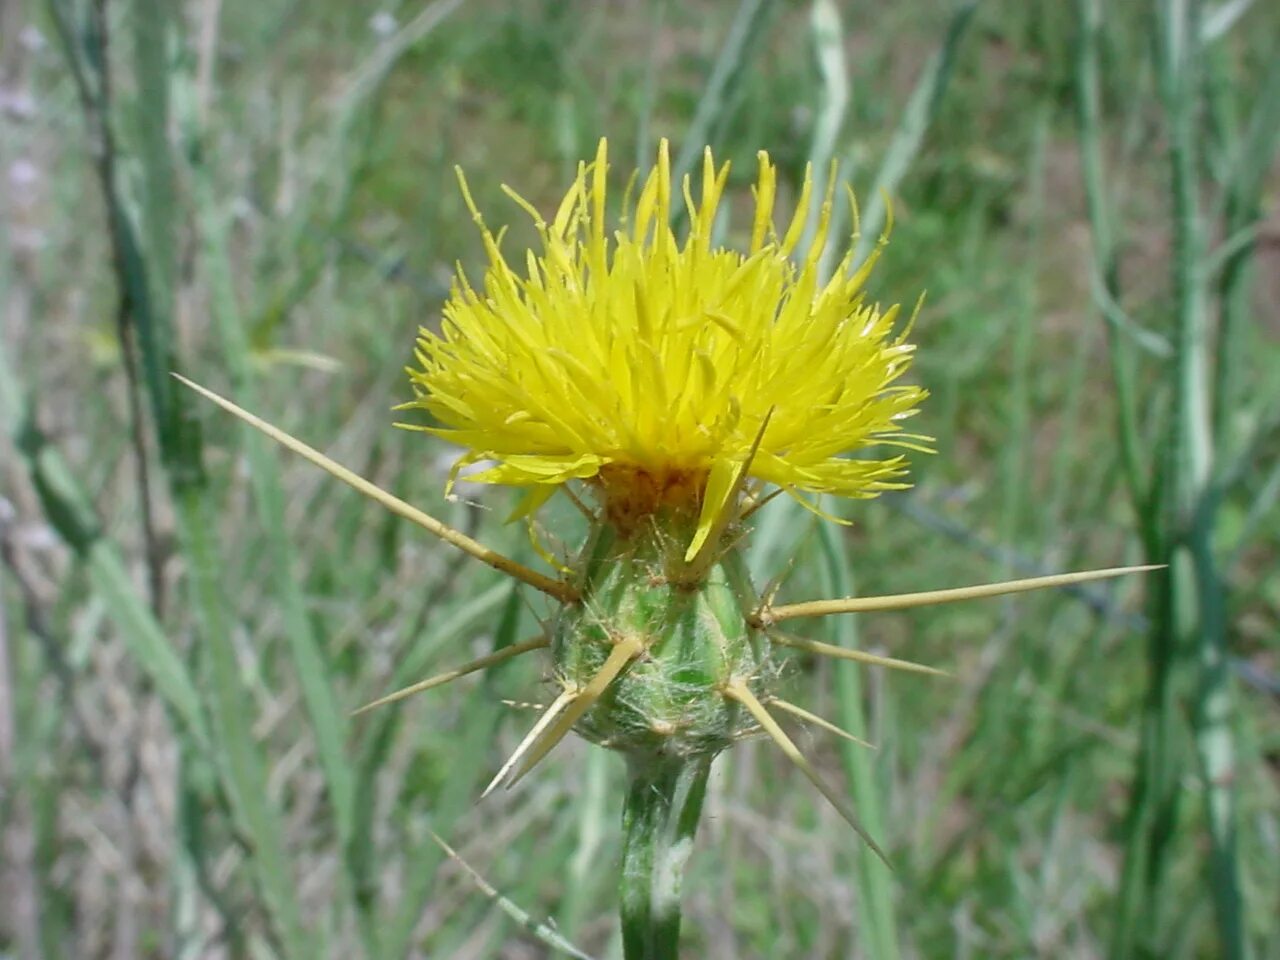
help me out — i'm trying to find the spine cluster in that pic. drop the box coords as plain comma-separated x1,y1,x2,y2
553,513,771,766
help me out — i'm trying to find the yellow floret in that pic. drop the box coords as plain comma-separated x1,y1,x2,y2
404,138,929,559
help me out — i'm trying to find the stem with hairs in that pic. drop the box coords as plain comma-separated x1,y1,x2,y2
619,756,712,960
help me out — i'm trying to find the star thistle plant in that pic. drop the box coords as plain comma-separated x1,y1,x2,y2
178,138,1152,960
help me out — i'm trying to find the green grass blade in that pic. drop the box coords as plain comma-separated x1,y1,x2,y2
821,0,980,278
48,2,314,949
6,338,308,955
191,156,358,866
246,0,463,350
672,0,778,191
1211,51,1280,446
345,579,510,931
1157,3,1246,955
130,0,178,336
816,523,900,960
1,354,210,749
178,488,311,957
429,831,599,960
377,582,527,959
798,0,850,260
557,747,612,955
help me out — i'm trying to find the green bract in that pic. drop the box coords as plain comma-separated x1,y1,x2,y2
556,512,769,763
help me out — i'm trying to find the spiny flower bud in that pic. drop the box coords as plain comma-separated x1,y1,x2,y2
554,490,768,764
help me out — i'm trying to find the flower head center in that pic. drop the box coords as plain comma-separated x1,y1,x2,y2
593,464,709,537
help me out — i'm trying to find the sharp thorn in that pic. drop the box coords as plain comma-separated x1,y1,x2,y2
352,637,549,716
482,688,576,798
725,679,891,866
172,374,578,603
762,564,1162,624
505,635,644,789
771,633,946,677
769,697,875,749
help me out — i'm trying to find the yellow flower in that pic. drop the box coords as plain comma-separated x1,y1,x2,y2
404,139,928,558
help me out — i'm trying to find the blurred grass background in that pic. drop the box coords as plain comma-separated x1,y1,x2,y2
1,0,1278,957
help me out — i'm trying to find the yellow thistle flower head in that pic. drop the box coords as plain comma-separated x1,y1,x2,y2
175,138,1155,924
405,138,929,558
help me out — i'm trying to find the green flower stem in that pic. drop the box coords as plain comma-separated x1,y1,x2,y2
620,755,712,960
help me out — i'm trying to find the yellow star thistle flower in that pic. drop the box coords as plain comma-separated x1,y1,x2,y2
404,139,929,559
172,131,1158,954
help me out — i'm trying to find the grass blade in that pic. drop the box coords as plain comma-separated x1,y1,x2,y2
1157,3,1245,955
46,1,312,949
429,831,599,960
178,490,311,956
379,582,527,959
191,154,361,880
816,523,900,959
820,0,980,278
671,0,778,192
1,353,210,749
